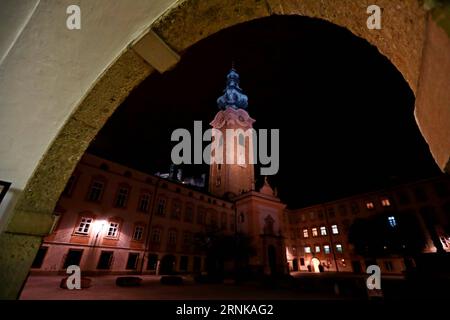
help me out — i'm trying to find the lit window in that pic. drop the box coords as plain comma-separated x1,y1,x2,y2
324,245,330,254
304,246,311,254
303,229,309,238
312,228,318,237
168,230,177,245
335,244,343,253
331,224,339,234
320,226,327,236
381,197,391,207
133,226,144,241
388,216,397,227
87,181,104,202
156,198,166,216
138,193,151,212
151,228,161,243
315,245,321,253
366,201,375,209
115,186,129,208
76,217,92,234
107,222,119,237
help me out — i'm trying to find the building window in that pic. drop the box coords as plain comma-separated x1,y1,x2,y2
318,210,324,220
63,175,77,197
63,249,83,269
381,197,391,207
87,180,104,202
323,245,330,254
183,231,192,246
309,211,316,220
303,229,309,238
304,246,311,254
339,204,347,216
312,227,318,237
133,226,144,241
156,198,166,216
331,224,339,235
350,202,359,215
327,207,335,218
31,247,48,269
180,256,189,271
335,244,343,253
97,251,113,270
184,204,194,222
76,217,92,235
388,216,397,228
320,226,327,236
197,207,205,225
151,228,161,243
138,193,151,212
126,253,139,270
107,222,119,237
168,230,177,246
315,245,321,253
366,201,375,209
115,186,130,208
171,200,182,220
147,254,158,270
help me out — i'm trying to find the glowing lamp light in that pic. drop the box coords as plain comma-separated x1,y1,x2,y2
93,220,106,235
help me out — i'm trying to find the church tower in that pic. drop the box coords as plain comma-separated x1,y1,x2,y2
209,68,255,197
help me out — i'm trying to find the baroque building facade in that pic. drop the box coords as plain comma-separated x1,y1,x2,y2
30,69,450,276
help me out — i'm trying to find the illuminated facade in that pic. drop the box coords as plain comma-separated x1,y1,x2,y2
285,175,450,274
30,69,450,277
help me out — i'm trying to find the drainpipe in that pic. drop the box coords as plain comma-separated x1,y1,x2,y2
138,176,161,274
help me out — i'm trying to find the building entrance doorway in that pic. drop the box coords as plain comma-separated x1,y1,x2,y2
268,245,277,275
311,257,321,273
160,255,176,275
292,258,299,271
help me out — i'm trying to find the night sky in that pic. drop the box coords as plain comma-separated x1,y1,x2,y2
88,16,441,209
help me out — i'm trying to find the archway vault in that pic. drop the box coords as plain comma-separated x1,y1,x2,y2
1,0,449,299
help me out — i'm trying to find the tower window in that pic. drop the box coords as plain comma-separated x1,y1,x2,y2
312,227,318,237
388,216,397,228
366,201,375,209
323,245,330,254
381,197,391,207
335,244,343,253
320,226,327,236
315,245,321,253
304,246,311,254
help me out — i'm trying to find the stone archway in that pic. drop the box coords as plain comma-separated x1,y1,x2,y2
1,0,449,299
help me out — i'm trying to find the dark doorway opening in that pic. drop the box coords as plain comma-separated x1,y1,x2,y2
160,254,176,274
147,254,158,271
31,247,48,269
126,253,139,270
63,249,83,269
193,256,202,272
292,258,299,271
97,251,113,270
352,260,362,273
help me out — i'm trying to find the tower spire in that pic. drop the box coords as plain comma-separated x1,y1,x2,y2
217,66,248,110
